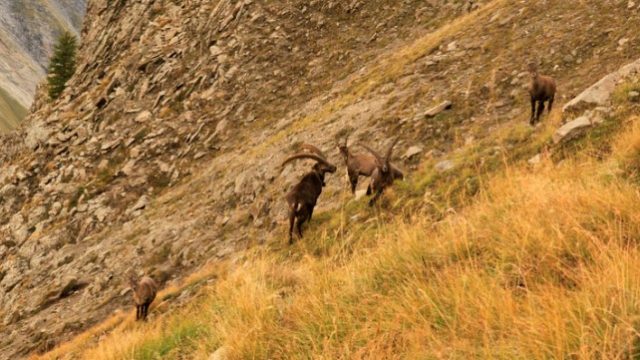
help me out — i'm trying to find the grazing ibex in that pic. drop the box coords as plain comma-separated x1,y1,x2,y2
360,138,403,206
129,274,157,321
282,144,336,244
528,62,556,125
338,133,404,194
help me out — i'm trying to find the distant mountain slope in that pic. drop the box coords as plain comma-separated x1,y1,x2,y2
0,87,27,131
0,0,85,131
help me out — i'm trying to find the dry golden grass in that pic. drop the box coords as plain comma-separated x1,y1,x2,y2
32,262,226,360
39,108,640,359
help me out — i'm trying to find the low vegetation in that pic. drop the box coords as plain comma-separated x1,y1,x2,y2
33,77,640,358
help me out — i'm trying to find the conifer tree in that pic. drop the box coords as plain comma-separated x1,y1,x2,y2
48,31,77,100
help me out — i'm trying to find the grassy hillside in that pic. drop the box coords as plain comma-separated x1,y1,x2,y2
35,77,640,359
0,87,27,132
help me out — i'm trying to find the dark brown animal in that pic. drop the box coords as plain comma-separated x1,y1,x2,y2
129,275,157,321
528,62,556,125
282,146,337,244
360,138,402,206
338,134,404,194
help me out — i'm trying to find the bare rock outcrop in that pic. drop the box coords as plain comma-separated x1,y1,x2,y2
563,58,640,114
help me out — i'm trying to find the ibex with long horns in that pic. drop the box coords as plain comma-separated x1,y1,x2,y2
338,133,404,195
360,138,402,206
282,144,336,244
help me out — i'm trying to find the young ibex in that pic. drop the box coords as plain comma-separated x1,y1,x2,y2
338,134,404,194
129,274,157,321
361,138,402,206
528,62,556,125
282,144,336,244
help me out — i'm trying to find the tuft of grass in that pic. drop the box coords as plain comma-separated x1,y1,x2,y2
45,108,640,359
133,320,207,360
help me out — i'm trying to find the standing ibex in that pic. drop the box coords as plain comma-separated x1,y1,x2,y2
528,62,556,125
129,274,157,321
282,144,336,244
338,133,404,195
360,138,402,206
338,133,378,194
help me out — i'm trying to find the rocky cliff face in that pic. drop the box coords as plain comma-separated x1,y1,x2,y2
1,0,639,358
0,0,487,356
0,0,86,131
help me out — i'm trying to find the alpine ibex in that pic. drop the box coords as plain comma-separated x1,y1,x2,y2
528,62,556,125
129,274,157,321
338,134,404,194
360,138,402,206
282,144,336,244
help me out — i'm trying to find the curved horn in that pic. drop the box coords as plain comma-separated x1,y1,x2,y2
281,153,333,168
385,138,399,164
344,132,351,147
299,144,327,159
359,143,384,164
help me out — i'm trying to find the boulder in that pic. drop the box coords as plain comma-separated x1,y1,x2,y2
563,58,640,113
435,159,455,173
402,146,423,160
135,110,152,123
528,154,541,165
553,111,604,144
423,101,453,118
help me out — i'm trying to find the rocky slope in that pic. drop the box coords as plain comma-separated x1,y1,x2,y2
1,0,640,358
0,0,86,131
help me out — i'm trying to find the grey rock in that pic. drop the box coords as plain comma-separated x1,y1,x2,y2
94,206,111,222
8,213,29,243
402,146,423,160
131,195,149,212
553,111,604,144
528,154,541,165
563,58,640,113
24,122,51,150
101,139,121,151
435,160,455,173
423,101,453,118
135,110,152,123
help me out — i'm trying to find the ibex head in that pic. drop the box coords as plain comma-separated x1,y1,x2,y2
337,133,351,159
282,144,337,176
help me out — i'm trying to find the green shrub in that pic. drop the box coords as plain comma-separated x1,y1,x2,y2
48,31,78,100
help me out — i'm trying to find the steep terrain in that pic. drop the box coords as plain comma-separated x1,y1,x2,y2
0,0,86,130
0,0,639,358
